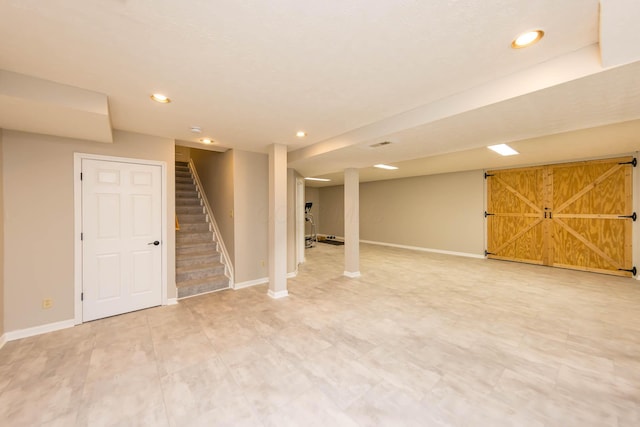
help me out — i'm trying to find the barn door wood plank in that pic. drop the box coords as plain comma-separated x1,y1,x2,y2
552,217,623,270
493,176,543,213
554,164,622,213
492,218,544,256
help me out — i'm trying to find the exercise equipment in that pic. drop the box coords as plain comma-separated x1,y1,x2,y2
305,202,317,248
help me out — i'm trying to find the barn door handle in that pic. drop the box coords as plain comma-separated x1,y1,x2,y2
148,240,160,246
618,212,637,221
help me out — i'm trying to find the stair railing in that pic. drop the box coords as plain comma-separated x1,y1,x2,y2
187,159,235,286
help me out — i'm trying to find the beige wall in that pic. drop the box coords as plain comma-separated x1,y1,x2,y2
234,150,269,283
191,148,235,263
305,186,320,234
174,145,191,163
318,170,485,255
190,148,270,285
2,129,175,332
318,185,344,236
0,129,4,336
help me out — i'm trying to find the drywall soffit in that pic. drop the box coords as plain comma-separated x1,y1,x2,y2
0,70,112,143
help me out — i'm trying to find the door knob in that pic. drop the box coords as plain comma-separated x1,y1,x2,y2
148,240,160,246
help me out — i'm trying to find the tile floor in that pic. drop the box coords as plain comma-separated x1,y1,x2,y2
1,243,640,426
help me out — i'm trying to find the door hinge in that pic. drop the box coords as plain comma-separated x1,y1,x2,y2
618,158,637,167
619,212,637,221
81,232,83,241
80,172,83,180
485,250,495,256
81,292,84,301
618,266,637,276
484,172,494,179
484,211,495,217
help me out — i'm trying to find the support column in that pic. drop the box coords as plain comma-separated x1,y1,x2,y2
268,144,288,298
344,168,360,277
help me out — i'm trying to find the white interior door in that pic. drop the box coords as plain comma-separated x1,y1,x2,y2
82,159,162,321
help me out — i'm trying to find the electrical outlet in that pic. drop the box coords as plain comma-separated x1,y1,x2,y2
42,298,53,309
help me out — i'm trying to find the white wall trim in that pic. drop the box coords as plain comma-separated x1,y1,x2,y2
5,319,75,342
296,177,306,265
0,334,6,350
360,239,485,259
177,286,230,300
234,277,269,290
268,289,289,299
74,153,168,326
287,270,298,278
344,271,361,278
167,298,178,305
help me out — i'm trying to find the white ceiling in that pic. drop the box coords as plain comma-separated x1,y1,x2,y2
1,0,639,183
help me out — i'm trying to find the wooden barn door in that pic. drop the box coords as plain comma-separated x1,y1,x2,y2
486,166,548,265
549,157,634,276
486,157,635,277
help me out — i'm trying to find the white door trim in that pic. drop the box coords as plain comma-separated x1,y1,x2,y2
74,153,167,325
296,177,305,266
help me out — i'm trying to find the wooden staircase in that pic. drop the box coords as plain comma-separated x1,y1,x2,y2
175,161,229,298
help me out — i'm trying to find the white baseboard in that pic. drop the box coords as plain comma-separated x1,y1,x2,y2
177,286,230,300
344,271,361,278
268,289,289,299
167,298,178,305
5,319,75,342
287,270,298,278
360,240,485,259
234,277,269,290
0,334,6,350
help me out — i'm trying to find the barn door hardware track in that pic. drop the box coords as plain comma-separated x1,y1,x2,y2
618,267,637,275
618,212,637,221
618,158,637,167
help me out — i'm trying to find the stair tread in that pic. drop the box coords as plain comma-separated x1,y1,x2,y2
176,274,228,288
176,250,218,259
177,231,212,237
177,241,216,248
176,261,224,273
177,240,214,247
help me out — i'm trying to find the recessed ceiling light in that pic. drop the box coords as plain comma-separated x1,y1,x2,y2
511,30,544,49
304,177,331,182
374,164,399,170
150,93,171,103
200,138,214,144
296,131,307,138
488,144,519,156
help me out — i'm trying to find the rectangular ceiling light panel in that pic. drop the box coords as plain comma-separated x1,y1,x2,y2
374,164,399,170
488,144,519,156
